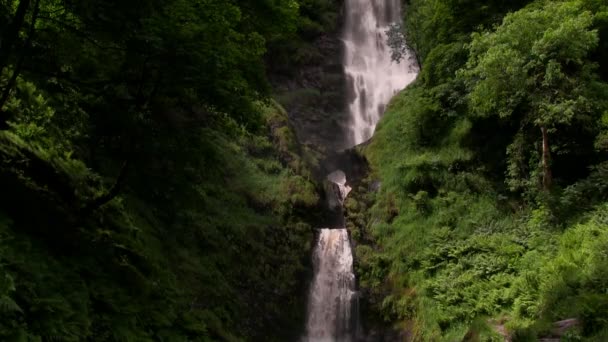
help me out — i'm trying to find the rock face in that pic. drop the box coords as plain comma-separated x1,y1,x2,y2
270,2,413,340
270,1,350,152
322,145,369,184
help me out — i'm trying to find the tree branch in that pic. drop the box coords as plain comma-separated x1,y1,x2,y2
36,15,124,52
82,160,130,212
0,0,41,111
0,0,31,77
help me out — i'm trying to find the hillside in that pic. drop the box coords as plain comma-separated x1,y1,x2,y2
349,0,608,340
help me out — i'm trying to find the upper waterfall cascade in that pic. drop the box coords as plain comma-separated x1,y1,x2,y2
344,0,417,145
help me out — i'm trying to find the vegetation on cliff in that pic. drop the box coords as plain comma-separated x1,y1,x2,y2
0,0,339,340
5,0,608,340
353,0,608,340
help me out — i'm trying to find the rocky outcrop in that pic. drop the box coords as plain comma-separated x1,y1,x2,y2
492,318,580,341
270,1,350,152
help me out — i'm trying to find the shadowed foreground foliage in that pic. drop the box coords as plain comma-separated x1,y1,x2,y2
0,0,339,340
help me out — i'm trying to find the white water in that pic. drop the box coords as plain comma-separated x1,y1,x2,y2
344,0,417,145
304,229,358,342
304,0,416,340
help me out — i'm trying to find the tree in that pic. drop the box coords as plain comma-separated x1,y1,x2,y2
0,0,31,78
462,1,607,191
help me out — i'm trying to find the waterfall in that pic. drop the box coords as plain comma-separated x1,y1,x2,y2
303,0,417,340
304,229,358,342
326,170,352,210
343,0,417,145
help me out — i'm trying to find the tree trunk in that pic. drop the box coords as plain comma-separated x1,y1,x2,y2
0,0,31,77
82,160,130,213
0,0,40,111
541,125,552,191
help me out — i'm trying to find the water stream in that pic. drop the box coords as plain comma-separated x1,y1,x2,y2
304,228,358,342
344,0,417,145
303,0,417,340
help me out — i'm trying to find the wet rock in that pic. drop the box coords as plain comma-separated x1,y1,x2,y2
270,23,351,152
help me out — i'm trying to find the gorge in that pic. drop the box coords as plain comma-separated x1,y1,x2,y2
1,0,608,340
303,0,416,340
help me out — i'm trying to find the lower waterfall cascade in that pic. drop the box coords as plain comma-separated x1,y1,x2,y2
304,228,359,342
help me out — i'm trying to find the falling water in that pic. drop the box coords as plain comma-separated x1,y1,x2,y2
304,0,416,340
343,0,417,145
304,229,358,342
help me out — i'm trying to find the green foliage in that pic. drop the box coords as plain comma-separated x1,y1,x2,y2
403,0,533,64
542,209,608,327
355,0,608,340
266,0,341,70
0,105,318,340
464,2,600,123
0,0,324,340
